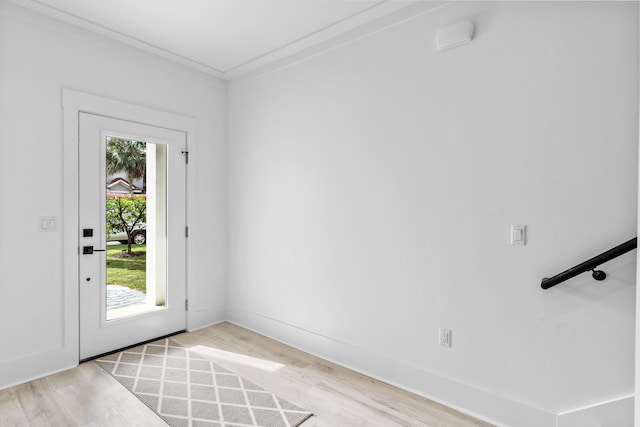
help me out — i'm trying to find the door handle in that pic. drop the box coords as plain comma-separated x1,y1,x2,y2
82,246,106,255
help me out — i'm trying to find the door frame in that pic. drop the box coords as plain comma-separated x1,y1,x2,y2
63,89,197,362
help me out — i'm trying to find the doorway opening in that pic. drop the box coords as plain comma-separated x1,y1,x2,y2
79,112,186,360
65,90,192,362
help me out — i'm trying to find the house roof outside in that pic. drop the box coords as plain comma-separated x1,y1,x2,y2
106,177,144,195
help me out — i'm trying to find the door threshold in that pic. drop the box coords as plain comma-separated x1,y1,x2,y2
80,330,186,363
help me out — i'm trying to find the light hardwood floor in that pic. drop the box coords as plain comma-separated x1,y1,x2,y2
0,322,494,426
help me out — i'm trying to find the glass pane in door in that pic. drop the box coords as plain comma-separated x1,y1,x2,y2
104,136,168,321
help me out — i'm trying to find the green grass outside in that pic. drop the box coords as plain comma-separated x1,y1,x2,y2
106,244,146,293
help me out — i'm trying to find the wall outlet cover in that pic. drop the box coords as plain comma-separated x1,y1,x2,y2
439,328,452,347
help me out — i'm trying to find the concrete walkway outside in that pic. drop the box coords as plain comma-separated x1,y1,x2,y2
106,285,147,310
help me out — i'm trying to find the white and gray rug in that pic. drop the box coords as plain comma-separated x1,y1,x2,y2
96,338,313,427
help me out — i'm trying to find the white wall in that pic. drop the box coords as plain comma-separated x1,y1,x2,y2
227,2,638,425
0,0,636,424
0,1,227,387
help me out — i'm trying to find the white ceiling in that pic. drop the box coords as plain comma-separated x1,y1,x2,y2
8,0,421,79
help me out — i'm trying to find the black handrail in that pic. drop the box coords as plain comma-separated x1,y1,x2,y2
541,237,637,289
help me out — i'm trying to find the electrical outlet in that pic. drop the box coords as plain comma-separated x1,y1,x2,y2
439,328,452,347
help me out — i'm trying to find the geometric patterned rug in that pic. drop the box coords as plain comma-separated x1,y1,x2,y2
96,338,313,427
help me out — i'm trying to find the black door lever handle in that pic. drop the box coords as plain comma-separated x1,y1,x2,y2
82,246,106,255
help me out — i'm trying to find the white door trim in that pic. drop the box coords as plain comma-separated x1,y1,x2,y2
63,89,197,361
636,95,640,426
636,17,640,422
636,17,640,424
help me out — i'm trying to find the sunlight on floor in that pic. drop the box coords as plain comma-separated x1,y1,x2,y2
189,345,285,372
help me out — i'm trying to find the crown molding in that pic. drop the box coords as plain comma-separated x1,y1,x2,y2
3,0,227,79
228,1,450,87
2,0,451,81
223,0,431,79
0,0,227,86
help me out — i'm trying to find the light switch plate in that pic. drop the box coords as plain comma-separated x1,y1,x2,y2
39,216,58,232
511,224,526,245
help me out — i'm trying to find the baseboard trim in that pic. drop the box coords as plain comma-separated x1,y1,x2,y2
0,337,80,391
556,394,634,427
0,362,78,392
226,305,556,427
0,303,227,391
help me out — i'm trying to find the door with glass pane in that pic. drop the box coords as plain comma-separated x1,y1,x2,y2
79,113,186,360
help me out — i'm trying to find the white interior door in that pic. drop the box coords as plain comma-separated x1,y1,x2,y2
79,112,186,360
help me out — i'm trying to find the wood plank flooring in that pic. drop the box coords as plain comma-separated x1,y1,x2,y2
0,322,494,427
